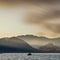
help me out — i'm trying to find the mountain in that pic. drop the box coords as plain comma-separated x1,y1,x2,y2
0,37,39,53
17,35,60,48
39,43,60,53
17,35,56,43
18,35,48,40
17,35,60,53
0,35,60,53
17,35,50,43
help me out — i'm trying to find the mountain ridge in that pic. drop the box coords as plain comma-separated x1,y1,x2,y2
0,35,60,40
0,35,60,53
0,37,39,53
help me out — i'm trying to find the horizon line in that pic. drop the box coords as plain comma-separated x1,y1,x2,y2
0,34,60,39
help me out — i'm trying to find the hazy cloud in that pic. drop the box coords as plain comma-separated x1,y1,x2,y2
0,0,60,38
26,6,60,34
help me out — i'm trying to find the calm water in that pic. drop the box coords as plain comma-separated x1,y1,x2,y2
0,53,60,60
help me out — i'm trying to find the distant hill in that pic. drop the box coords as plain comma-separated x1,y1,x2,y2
17,35,60,48
0,37,39,53
0,35,60,53
39,43,60,53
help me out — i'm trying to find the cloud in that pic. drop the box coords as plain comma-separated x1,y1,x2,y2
0,0,60,38
26,8,60,34
2,0,59,3
44,23,60,33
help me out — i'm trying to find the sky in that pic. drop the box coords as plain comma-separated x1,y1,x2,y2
0,0,60,38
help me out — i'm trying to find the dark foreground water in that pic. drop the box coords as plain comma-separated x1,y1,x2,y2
0,53,60,60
